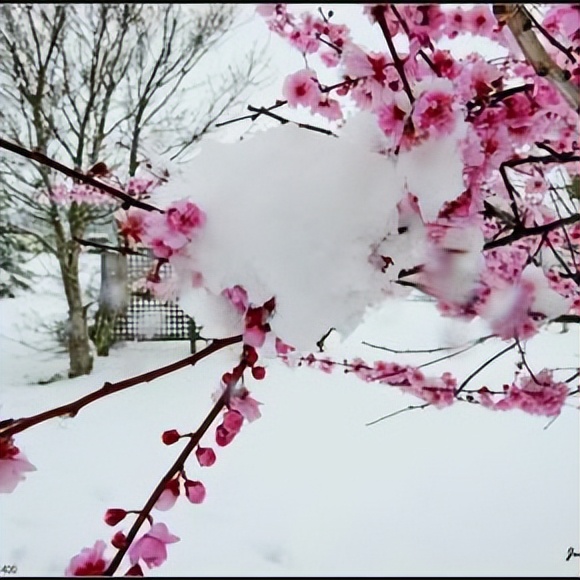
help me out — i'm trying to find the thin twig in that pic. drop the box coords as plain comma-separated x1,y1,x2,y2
366,402,430,426
455,342,517,395
245,105,337,137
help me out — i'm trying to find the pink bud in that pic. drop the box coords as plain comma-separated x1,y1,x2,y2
125,563,144,576
243,345,258,366
221,372,234,386
161,430,180,445
112,531,127,549
184,480,206,504
195,446,216,467
222,410,244,434
215,424,236,447
104,508,127,526
251,366,266,380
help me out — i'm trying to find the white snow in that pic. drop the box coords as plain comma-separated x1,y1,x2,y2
0,253,578,577
156,121,409,350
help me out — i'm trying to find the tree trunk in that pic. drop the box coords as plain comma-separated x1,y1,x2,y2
53,210,94,377
59,251,93,378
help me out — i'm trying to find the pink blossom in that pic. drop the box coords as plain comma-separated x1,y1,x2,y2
165,200,206,235
312,96,343,121
229,389,262,422
480,370,569,417
154,478,180,511
65,540,109,576
320,50,340,67
412,89,457,138
222,285,249,314
125,176,157,197
117,208,148,245
464,5,496,37
542,5,580,41
444,7,468,39
482,278,537,340
282,69,321,109
128,522,180,569
243,325,266,348
377,101,408,146
275,337,295,355
184,480,207,504
196,446,217,467
0,436,36,494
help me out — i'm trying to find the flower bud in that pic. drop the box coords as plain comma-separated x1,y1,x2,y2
161,429,180,445
104,508,127,526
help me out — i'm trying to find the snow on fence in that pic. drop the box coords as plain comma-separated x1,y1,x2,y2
100,250,200,350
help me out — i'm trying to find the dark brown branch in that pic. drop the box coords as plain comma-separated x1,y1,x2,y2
371,5,414,104
0,137,162,213
483,213,580,250
104,388,233,575
245,105,337,137
72,236,146,256
0,335,242,439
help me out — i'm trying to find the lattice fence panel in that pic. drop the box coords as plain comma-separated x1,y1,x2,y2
112,251,195,342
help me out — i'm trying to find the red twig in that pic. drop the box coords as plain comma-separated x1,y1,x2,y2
0,335,243,438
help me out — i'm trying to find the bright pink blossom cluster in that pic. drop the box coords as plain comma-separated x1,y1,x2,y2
117,199,206,259
478,369,569,416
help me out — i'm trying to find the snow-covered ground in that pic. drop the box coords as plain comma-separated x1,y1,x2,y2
0,253,578,576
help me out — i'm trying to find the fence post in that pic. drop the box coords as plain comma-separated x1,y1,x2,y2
91,251,128,356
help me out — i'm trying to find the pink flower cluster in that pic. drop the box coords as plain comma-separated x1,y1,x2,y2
296,353,457,408
478,369,570,417
117,199,206,258
282,69,342,120
66,515,181,574
0,435,36,494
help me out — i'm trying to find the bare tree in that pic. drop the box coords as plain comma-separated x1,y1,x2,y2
0,3,267,376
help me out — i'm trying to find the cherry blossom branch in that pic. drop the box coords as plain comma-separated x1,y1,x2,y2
515,338,540,384
215,100,287,128
0,137,162,213
371,5,415,104
524,8,577,65
103,388,233,576
366,402,430,426
388,4,439,76
0,335,242,438
492,4,579,110
363,335,495,355
454,342,517,396
483,213,580,251
72,236,146,256
245,105,337,137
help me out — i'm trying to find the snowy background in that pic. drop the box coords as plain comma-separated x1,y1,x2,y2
0,252,578,577
1,3,579,578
